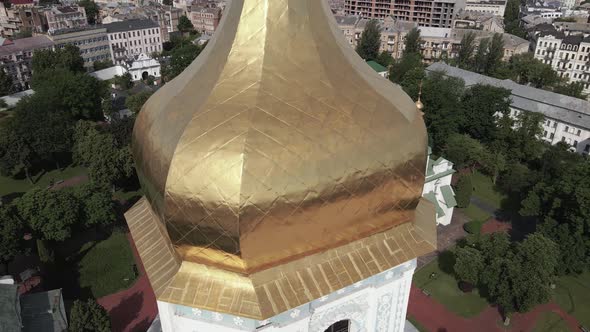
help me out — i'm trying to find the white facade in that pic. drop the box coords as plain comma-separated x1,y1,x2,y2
106,23,162,64
157,259,417,332
464,0,506,17
127,53,161,80
533,34,590,96
422,152,456,226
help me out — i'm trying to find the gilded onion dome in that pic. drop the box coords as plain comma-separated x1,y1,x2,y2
132,0,429,275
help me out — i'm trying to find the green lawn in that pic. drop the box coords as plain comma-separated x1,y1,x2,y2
0,165,87,197
78,231,137,298
554,270,590,329
460,204,491,222
470,171,505,208
413,258,489,318
407,316,429,332
532,312,572,332
113,188,143,202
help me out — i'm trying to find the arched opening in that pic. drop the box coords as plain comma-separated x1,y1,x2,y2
142,71,149,81
324,319,350,332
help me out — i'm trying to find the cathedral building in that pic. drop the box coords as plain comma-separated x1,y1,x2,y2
125,0,437,331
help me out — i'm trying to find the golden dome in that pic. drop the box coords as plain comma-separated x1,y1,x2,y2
132,0,428,275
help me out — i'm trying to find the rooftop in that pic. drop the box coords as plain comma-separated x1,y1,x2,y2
0,35,54,57
0,284,20,332
102,19,159,33
426,63,590,130
20,289,67,332
366,60,387,73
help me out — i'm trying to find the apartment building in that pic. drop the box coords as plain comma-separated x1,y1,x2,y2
0,35,54,91
337,16,528,62
464,0,506,16
0,2,47,38
45,6,88,33
49,26,110,70
452,11,504,32
104,19,162,64
427,63,590,154
188,6,222,35
532,24,590,96
344,0,465,28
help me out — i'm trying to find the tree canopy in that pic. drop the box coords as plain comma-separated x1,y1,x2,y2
0,69,13,96
78,0,99,25
355,19,381,61
0,205,24,264
177,15,195,34
403,28,422,56
69,299,111,332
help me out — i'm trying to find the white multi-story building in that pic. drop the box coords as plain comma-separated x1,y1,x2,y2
464,0,506,16
428,63,590,155
533,28,590,96
103,19,162,64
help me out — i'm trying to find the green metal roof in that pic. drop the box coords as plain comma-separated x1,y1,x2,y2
366,60,387,73
440,185,457,208
423,192,445,217
425,168,456,182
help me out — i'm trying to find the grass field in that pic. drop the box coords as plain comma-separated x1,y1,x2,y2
470,171,505,209
78,231,137,298
532,312,572,332
554,270,590,329
0,165,87,197
413,257,489,318
407,316,429,332
460,204,491,222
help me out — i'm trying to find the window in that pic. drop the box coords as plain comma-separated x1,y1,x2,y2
577,129,581,136
585,144,590,152
553,122,557,128
324,320,350,332
543,130,547,137
561,136,566,142
574,140,578,148
550,133,555,139
565,126,569,132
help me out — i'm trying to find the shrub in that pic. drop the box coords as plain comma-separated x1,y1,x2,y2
455,175,473,208
464,219,484,234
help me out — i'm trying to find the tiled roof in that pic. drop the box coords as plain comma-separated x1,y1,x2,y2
440,185,457,208
102,19,159,33
0,35,54,57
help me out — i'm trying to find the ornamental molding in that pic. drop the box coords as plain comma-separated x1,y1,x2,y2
309,294,369,332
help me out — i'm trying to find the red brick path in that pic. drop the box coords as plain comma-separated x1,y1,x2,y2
97,234,157,332
408,284,580,332
481,218,512,235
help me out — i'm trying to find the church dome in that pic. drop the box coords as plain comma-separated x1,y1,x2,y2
132,0,428,275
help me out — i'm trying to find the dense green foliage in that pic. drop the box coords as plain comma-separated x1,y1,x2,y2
454,246,483,285
125,91,153,114
404,28,421,56
161,37,204,81
78,0,99,25
0,69,13,96
0,205,24,264
178,15,195,33
355,20,381,60
92,59,114,72
113,73,133,90
455,175,473,208
69,298,111,332
463,219,484,235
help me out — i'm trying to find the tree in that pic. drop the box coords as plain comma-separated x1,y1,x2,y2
161,43,202,81
355,19,381,60
507,53,559,88
31,68,105,120
444,134,484,170
474,38,489,73
31,45,84,75
0,68,13,96
484,33,504,76
460,84,511,142
0,205,24,267
498,162,535,194
113,73,133,90
389,53,422,84
36,239,54,263
553,81,587,99
457,31,476,69
17,188,80,242
125,91,153,114
454,175,473,208
403,27,421,56
69,298,111,332
74,184,116,227
73,122,134,187
0,121,35,183
163,0,172,5
480,151,506,184
177,15,195,34
454,246,483,286
376,50,393,67
92,59,113,72
399,67,426,100
78,0,99,25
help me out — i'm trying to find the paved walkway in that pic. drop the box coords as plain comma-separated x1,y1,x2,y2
407,284,580,332
98,233,157,332
482,218,512,235
418,209,469,267
470,196,500,218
